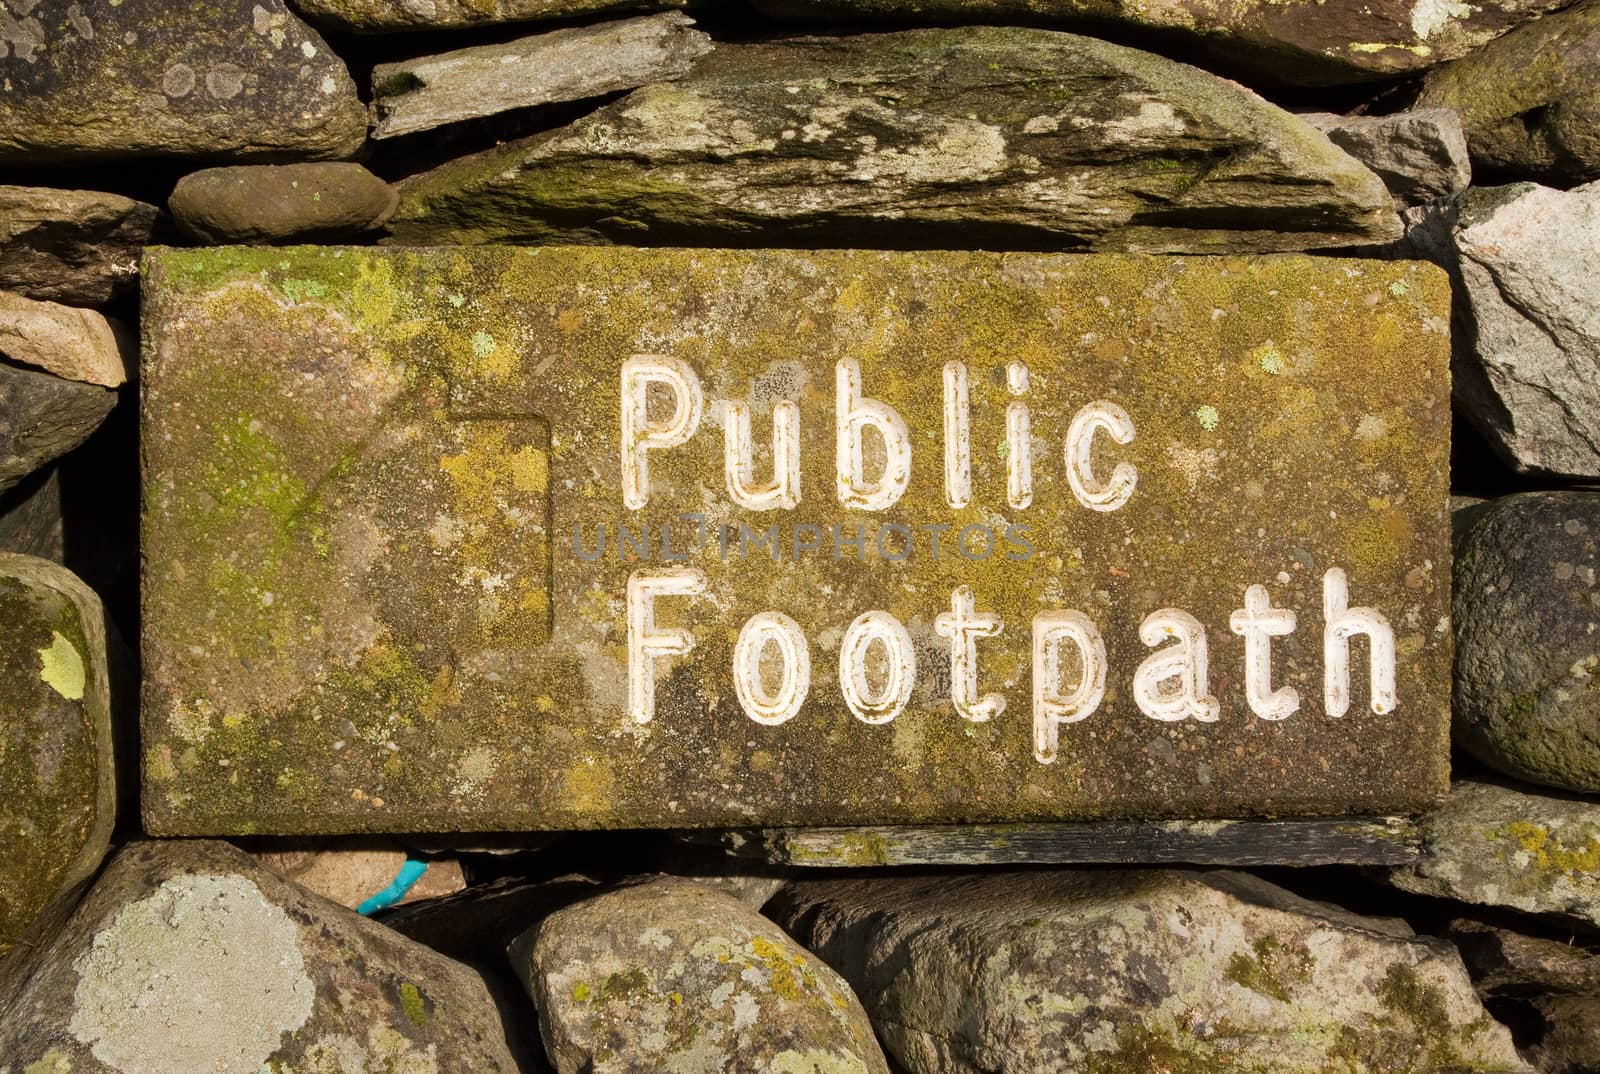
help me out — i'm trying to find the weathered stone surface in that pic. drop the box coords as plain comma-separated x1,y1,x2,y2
1416,0,1600,185
389,28,1401,252
0,364,118,495
1454,492,1600,792
515,877,888,1074
0,839,527,1071
1450,182,1600,476
1529,996,1600,1074
169,163,397,244
0,0,366,163
141,246,1452,835
249,838,465,909
1391,781,1600,928
371,13,713,140
0,555,114,958
749,0,1570,87
1303,109,1471,206
723,817,1423,867
770,870,1529,1073
0,186,158,306
296,0,684,32
0,292,127,388
1448,919,1600,995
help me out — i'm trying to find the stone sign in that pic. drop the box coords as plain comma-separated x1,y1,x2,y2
141,247,1451,835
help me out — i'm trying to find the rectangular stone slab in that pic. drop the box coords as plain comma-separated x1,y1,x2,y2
141,246,1452,835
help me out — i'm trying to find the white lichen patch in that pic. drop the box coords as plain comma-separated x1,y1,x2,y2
1411,0,1474,40
68,874,314,1074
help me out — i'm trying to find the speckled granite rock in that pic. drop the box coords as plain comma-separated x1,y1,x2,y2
0,556,114,958
1454,492,1600,792
0,292,127,388
1451,182,1600,476
770,870,1529,1073
1391,782,1600,928
1303,109,1471,206
0,187,158,305
0,365,117,495
513,877,888,1074
296,0,684,31
370,13,712,139
1417,0,1600,184
389,27,1401,251
169,163,397,243
0,839,527,1072
0,0,366,162
749,0,1570,87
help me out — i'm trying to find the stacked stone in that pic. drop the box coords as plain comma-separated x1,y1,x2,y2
1,0,1598,1071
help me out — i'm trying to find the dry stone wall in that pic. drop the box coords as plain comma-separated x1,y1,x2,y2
0,2,1598,1072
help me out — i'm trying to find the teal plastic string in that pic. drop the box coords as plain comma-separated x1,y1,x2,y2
357,858,429,916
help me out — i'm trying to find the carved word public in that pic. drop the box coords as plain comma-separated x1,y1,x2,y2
617,355,1396,764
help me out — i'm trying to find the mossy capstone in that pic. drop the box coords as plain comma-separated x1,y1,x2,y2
141,245,1451,835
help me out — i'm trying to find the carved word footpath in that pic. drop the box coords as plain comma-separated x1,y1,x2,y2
141,247,1452,834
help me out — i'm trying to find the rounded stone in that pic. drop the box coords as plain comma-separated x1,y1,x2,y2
1455,492,1600,792
168,163,397,244
0,554,115,956
513,876,889,1073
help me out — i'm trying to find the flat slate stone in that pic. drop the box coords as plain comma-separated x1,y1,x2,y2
0,0,367,163
388,27,1401,252
141,246,1451,835
370,13,713,140
296,0,684,32
0,364,118,495
751,0,1568,87
0,186,159,306
0,555,115,957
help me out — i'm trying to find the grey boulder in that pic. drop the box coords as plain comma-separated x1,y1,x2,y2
1451,181,1600,476
1454,492,1600,792
371,13,713,140
0,0,366,162
1391,781,1600,928
0,187,158,305
513,876,889,1074
1303,109,1471,206
169,163,397,243
0,839,528,1072
389,27,1400,252
770,870,1529,1073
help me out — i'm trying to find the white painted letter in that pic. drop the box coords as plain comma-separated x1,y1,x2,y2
626,567,705,724
943,361,971,509
838,610,915,724
1064,400,1137,512
1229,584,1299,721
836,358,912,511
621,355,703,510
1007,361,1033,509
1323,567,1396,717
1032,610,1106,763
724,400,801,511
733,611,810,726
1134,609,1220,723
934,585,1005,722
